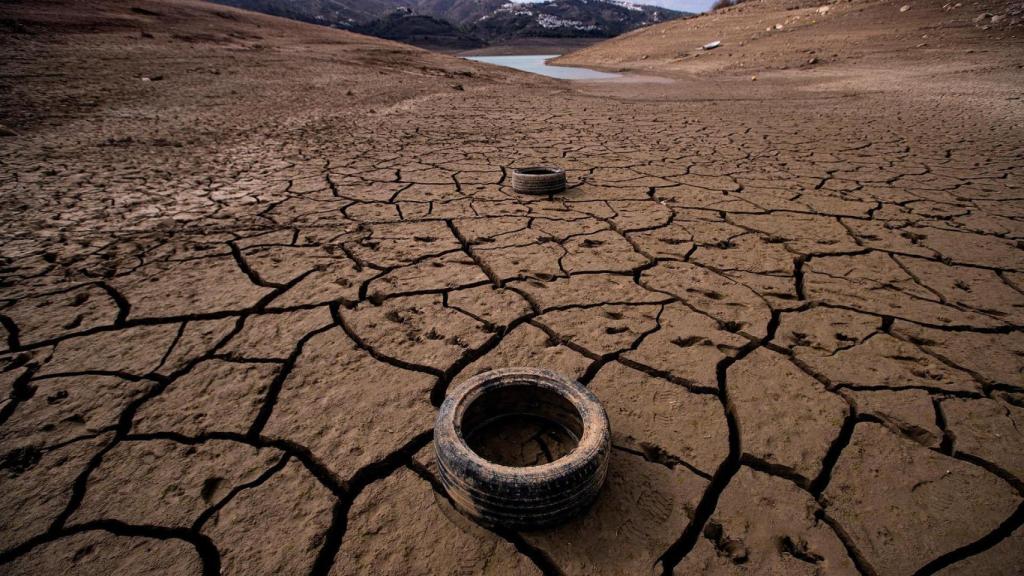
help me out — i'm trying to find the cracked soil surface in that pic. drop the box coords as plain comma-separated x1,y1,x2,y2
1,0,1023,575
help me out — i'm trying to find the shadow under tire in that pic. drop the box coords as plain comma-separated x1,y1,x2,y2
434,368,611,530
512,167,567,195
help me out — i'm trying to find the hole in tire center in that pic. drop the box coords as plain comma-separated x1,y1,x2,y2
462,384,583,468
516,168,559,176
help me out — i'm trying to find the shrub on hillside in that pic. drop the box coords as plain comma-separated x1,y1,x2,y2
712,0,746,10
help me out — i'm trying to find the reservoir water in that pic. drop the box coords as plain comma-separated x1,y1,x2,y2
465,55,621,81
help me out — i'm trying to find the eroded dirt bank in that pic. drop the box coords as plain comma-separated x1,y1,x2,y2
1,0,1023,575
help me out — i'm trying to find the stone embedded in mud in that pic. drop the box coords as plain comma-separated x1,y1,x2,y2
825,423,1021,576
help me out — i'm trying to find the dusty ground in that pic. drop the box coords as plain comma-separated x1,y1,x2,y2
1,0,1023,575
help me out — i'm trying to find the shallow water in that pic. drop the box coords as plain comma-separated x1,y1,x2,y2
465,54,621,80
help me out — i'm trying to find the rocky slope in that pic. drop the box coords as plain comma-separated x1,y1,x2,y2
556,0,1024,75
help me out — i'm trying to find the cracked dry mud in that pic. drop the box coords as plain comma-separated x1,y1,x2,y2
2,0,1024,575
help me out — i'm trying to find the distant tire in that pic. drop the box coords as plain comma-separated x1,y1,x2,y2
511,167,567,195
434,368,611,529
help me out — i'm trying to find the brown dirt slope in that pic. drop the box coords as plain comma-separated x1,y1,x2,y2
0,0,544,242
556,0,1024,75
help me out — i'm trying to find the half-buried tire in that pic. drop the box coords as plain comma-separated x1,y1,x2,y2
434,368,611,529
511,167,567,195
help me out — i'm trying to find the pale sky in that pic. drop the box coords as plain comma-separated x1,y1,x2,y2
512,0,714,14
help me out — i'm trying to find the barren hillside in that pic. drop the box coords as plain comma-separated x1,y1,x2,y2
557,0,1024,75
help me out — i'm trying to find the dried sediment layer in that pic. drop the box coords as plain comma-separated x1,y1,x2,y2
1,0,1023,574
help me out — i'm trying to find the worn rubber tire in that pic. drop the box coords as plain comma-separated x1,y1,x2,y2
434,368,611,529
511,167,567,195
